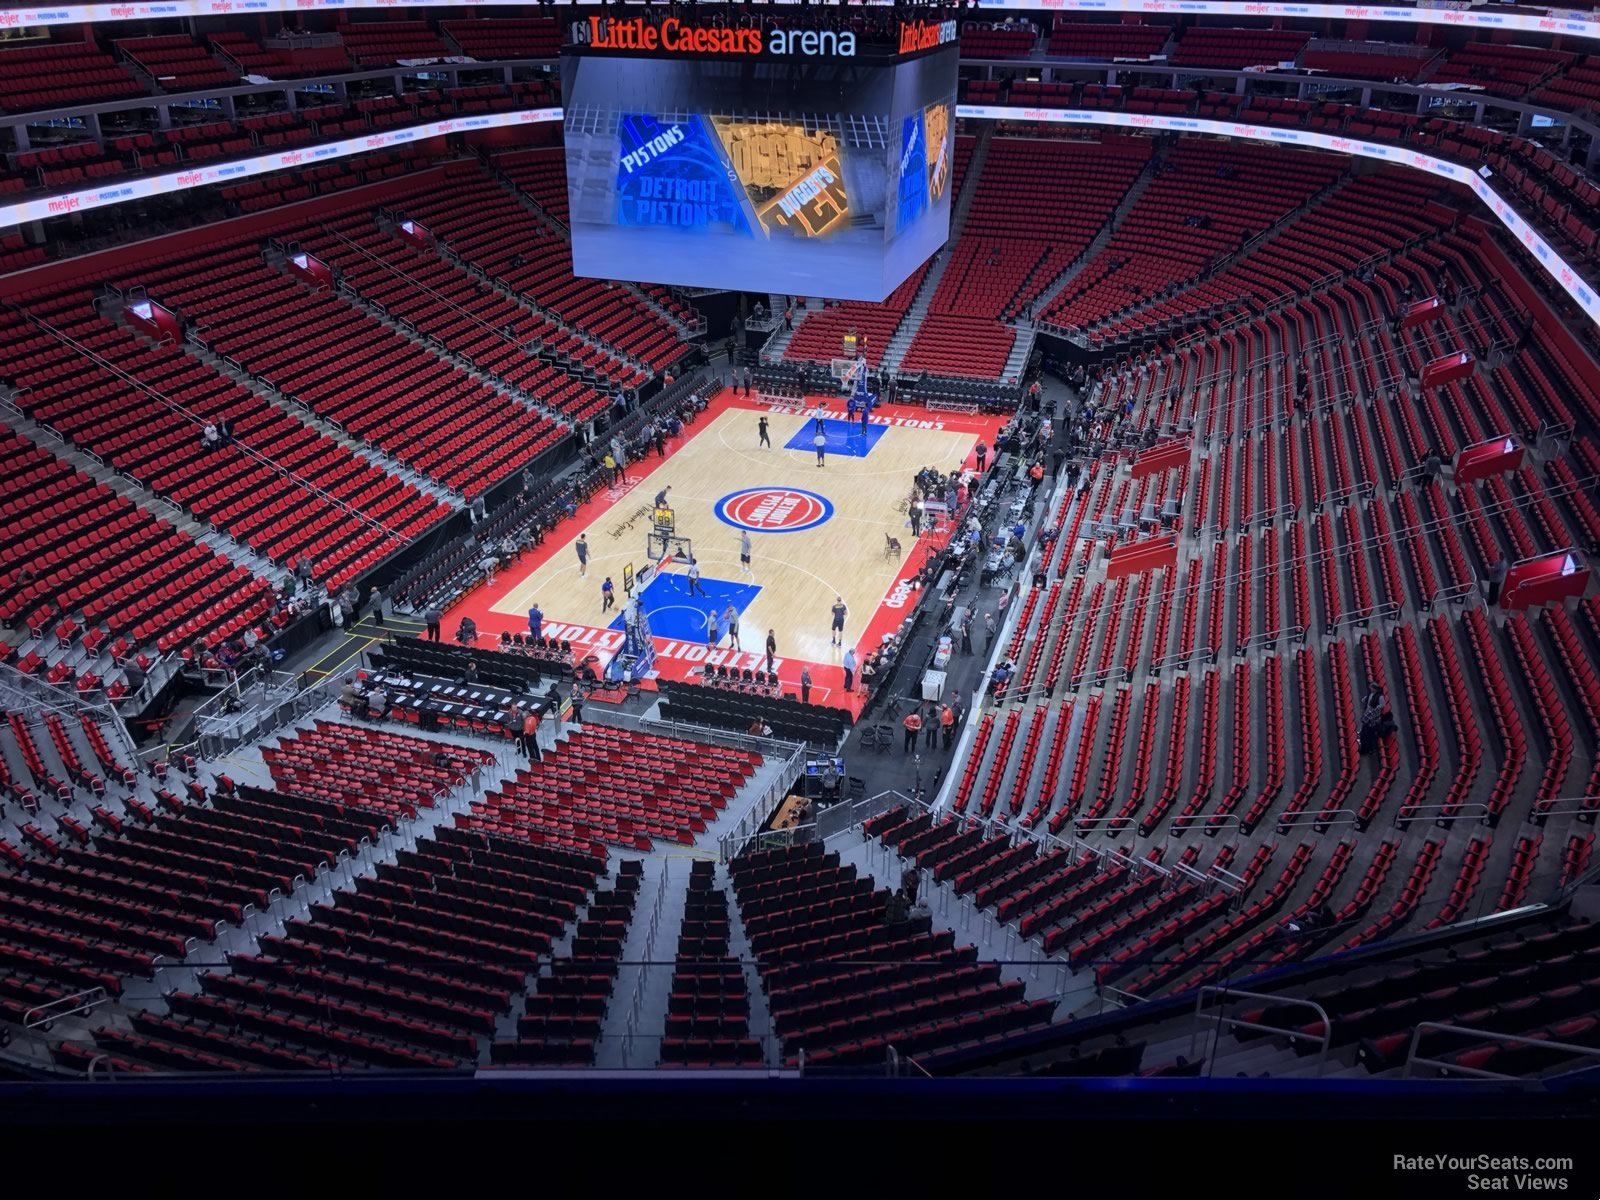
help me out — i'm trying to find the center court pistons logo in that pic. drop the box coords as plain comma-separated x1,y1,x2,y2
714,487,833,534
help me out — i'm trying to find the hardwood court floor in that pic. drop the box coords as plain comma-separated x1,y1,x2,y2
449,391,1002,703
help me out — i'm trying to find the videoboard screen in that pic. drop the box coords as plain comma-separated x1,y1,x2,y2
562,26,956,302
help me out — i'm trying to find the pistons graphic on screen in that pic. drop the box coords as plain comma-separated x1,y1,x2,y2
615,113,751,232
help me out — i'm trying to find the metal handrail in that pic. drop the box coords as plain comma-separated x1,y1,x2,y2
1396,801,1492,827
1191,985,1332,1069
23,987,109,1028
1403,1022,1600,1080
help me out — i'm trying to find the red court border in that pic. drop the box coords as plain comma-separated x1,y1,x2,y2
439,388,1007,713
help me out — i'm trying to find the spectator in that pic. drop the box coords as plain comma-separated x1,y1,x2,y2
901,706,923,753
522,706,543,762
1487,558,1508,606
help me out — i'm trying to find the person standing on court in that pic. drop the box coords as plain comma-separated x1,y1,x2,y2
814,429,827,467
800,665,813,704
575,533,589,578
687,557,706,597
601,576,615,613
765,629,777,674
830,596,848,646
723,603,741,649
842,646,858,693
527,603,543,641
758,416,771,448
740,530,753,576
423,603,443,642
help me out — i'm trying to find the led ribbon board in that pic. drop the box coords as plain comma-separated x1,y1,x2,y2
0,108,563,227
955,103,1600,331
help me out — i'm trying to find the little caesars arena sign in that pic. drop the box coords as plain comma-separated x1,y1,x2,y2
570,15,858,57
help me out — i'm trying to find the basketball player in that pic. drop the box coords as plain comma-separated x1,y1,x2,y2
758,416,770,448
739,530,752,575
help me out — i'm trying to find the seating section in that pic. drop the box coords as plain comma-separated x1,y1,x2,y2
261,721,494,826
661,860,763,1067
1536,53,1600,113
461,725,764,852
660,678,851,747
959,25,1035,59
1,769,360,1036
1431,41,1574,99
398,171,687,375
1043,141,1345,334
117,223,567,500
206,31,352,79
0,430,277,664
729,842,1056,1066
1171,26,1312,70
900,136,1151,380
1047,21,1169,60
783,263,929,370
444,18,562,60
337,20,451,67
1298,41,1435,82
0,39,145,114
84,819,605,1073
284,209,611,424
492,857,639,1067
115,35,236,93
0,292,447,592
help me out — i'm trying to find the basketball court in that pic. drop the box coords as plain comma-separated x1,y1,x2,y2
442,388,1007,709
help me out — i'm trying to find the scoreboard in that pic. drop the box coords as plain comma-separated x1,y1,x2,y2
561,16,958,302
